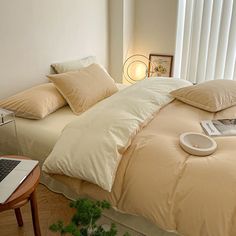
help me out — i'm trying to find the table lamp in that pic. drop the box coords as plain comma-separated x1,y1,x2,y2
123,54,154,84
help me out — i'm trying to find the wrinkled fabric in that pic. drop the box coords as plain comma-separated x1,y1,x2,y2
43,78,191,191
52,100,236,236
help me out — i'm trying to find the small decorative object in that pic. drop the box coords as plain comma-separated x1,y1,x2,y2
148,54,173,77
123,54,154,84
0,108,15,126
179,132,217,156
49,198,130,236
0,108,20,155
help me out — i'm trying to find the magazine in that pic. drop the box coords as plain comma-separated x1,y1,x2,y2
201,119,236,136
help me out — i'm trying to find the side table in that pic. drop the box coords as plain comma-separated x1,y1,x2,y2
0,155,41,236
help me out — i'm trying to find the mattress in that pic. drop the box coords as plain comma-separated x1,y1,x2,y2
15,106,77,165
14,83,128,163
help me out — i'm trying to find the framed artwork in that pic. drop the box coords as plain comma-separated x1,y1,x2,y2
148,54,173,77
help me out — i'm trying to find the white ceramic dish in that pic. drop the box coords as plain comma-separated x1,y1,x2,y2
179,132,217,156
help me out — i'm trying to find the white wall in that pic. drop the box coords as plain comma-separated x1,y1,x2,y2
0,0,109,99
109,0,135,83
133,0,178,56
109,0,124,83
123,0,135,60
109,0,178,83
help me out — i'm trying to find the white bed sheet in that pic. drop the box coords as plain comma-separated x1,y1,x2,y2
15,83,129,165
16,105,77,165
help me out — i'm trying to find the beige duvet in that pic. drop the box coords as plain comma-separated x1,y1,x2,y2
43,79,191,191
48,98,236,236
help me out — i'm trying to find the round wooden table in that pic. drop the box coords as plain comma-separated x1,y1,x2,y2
0,155,41,236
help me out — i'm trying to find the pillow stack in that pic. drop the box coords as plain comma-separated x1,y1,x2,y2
0,57,118,119
48,63,118,115
49,57,118,114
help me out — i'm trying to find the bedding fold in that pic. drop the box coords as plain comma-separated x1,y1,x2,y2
42,78,191,191
20,77,236,235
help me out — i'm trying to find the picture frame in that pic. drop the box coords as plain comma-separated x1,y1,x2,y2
148,54,173,77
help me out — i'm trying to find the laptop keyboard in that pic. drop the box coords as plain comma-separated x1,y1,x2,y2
0,159,21,182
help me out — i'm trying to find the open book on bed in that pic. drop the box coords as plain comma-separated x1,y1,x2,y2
201,119,236,136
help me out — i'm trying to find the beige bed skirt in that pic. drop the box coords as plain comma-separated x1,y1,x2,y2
40,172,178,236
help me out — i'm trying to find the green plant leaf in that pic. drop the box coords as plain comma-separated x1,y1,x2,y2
49,220,64,232
49,198,131,236
123,232,131,236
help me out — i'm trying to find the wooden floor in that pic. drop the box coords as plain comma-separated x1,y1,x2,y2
0,184,75,236
0,184,143,236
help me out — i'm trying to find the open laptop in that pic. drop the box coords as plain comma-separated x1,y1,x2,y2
0,157,38,204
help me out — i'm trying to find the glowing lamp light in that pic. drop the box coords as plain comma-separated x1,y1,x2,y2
123,54,154,84
128,61,147,81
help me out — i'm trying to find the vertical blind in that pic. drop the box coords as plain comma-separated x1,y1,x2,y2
174,0,236,83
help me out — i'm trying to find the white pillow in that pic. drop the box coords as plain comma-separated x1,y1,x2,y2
51,56,96,74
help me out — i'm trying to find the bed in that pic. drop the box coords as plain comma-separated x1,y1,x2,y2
14,83,128,165
3,78,236,236
50,99,236,235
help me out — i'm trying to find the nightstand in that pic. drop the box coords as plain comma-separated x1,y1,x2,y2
0,108,20,155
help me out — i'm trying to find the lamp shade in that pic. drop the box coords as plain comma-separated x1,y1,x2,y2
123,54,154,84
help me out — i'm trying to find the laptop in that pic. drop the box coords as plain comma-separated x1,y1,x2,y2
0,157,38,204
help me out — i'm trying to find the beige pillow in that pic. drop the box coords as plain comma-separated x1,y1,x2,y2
51,56,96,74
170,80,236,112
0,83,67,119
48,63,118,114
